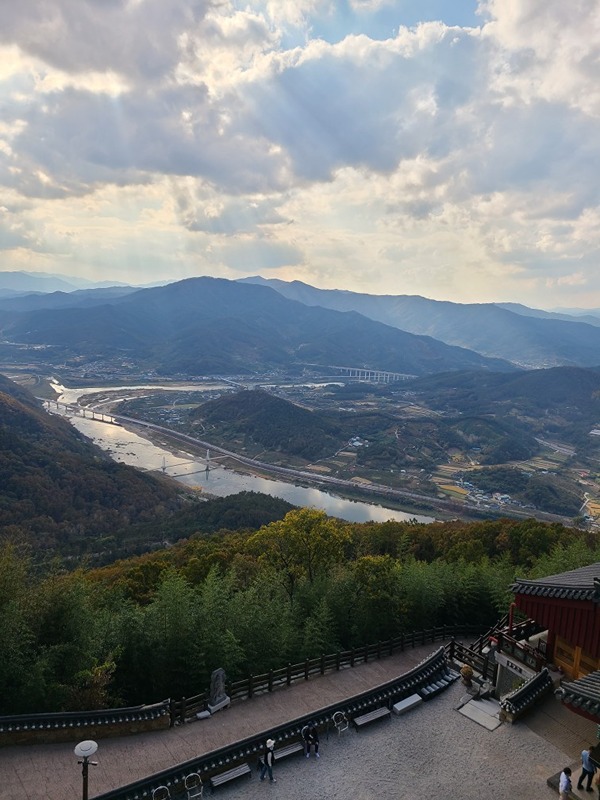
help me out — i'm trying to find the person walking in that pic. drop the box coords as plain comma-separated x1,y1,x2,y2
260,738,277,783
303,723,320,758
578,746,597,792
559,767,572,800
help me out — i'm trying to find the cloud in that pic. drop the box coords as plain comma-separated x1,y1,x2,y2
174,182,289,235
212,236,304,272
0,0,600,308
0,0,213,82
482,0,600,116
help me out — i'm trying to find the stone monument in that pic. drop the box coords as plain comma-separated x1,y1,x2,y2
208,667,230,714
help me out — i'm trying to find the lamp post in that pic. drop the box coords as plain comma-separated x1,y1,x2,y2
74,740,98,800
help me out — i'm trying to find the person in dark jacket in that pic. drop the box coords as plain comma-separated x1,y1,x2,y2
303,723,320,758
260,738,277,783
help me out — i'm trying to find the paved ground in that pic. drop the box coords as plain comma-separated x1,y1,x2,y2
1,642,597,800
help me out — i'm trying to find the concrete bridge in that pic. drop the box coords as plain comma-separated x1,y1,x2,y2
318,365,416,383
44,399,118,425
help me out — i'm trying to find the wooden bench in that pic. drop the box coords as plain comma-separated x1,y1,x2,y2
352,706,391,730
275,741,304,761
210,763,251,792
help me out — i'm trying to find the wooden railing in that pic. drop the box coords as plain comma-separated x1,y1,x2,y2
445,640,498,683
0,624,486,740
169,624,483,724
493,631,546,673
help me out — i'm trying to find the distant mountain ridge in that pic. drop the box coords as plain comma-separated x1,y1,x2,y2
0,285,137,312
496,302,600,328
241,277,600,369
0,276,514,377
0,270,131,296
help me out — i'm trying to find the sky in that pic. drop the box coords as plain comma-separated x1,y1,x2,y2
1,1,600,309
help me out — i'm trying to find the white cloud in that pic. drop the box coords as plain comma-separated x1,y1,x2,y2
0,0,213,82
482,0,600,115
1,0,600,308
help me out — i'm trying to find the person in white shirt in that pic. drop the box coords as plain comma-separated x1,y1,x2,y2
559,766,572,800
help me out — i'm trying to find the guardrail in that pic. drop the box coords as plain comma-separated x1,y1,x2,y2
447,640,498,683
95,646,459,800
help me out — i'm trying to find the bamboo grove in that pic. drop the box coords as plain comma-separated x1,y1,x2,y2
1,509,599,714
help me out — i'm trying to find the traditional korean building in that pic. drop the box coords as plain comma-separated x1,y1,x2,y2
493,563,600,723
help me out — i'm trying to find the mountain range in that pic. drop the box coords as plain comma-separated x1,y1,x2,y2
241,277,600,369
2,271,600,373
0,277,513,377
0,270,132,296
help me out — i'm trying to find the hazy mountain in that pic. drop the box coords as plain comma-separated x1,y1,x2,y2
496,302,600,328
241,277,600,369
1,276,515,377
0,285,138,312
0,270,112,295
551,306,600,320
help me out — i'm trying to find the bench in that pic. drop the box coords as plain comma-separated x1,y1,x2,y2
210,763,251,792
275,741,304,761
353,706,391,730
392,694,422,715
419,671,457,700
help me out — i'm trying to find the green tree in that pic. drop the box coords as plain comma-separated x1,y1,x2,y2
302,598,338,659
350,555,404,644
228,569,296,675
197,568,244,683
139,570,205,700
247,509,347,603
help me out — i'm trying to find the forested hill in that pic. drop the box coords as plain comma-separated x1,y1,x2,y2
191,388,344,459
0,276,516,375
0,374,183,554
3,507,599,713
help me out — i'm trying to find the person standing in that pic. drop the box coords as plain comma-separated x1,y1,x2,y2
559,766,572,800
578,747,597,792
260,739,277,783
303,723,320,758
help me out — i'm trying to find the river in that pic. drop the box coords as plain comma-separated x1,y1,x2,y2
50,383,434,525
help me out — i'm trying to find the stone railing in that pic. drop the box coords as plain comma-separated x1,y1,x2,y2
0,700,171,746
499,668,553,722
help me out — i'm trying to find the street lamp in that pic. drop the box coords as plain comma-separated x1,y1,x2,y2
74,740,98,800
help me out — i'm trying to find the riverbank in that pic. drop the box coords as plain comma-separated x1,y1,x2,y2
124,418,467,522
